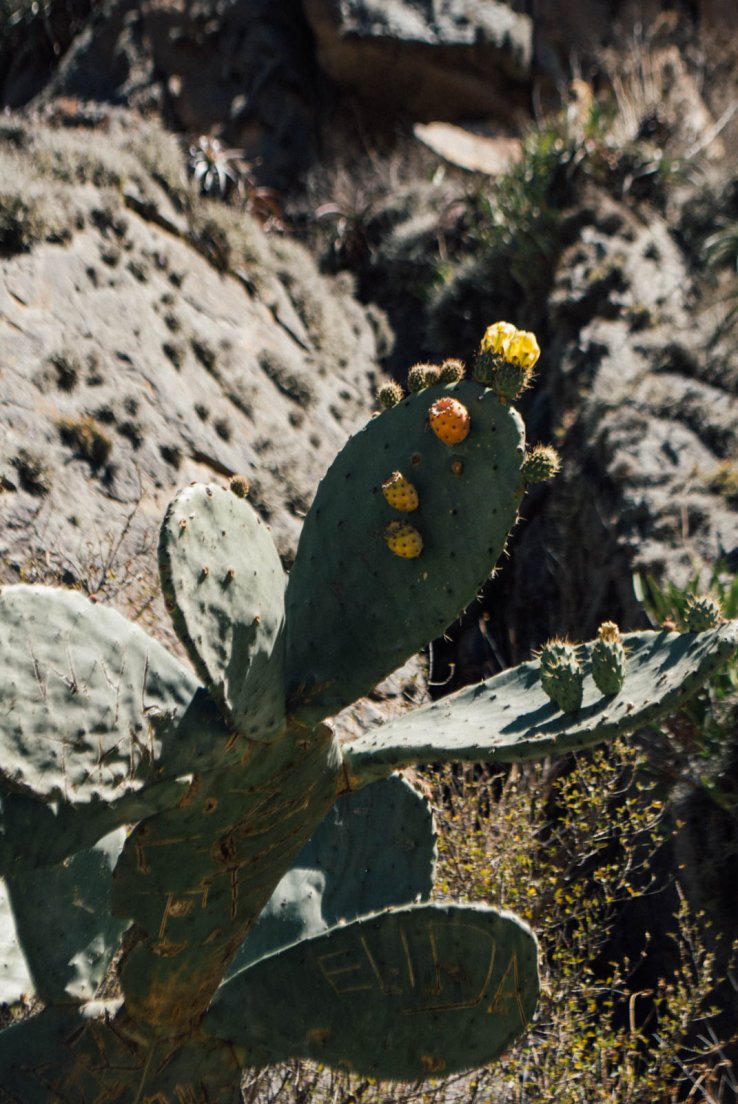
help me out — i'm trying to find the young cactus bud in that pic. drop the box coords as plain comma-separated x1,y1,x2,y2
428,397,471,445
591,621,626,696
439,358,465,384
682,594,723,632
382,471,419,512
408,363,441,392
539,639,584,713
521,444,561,483
384,520,423,559
229,474,251,498
490,360,535,405
377,380,405,409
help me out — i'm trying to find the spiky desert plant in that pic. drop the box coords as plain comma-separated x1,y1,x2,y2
0,327,737,1101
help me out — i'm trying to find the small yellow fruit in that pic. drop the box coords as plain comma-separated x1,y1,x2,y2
385,521,423,558
428,396,471,445
480,321,517,358
382,471,419,511
506,329,540,369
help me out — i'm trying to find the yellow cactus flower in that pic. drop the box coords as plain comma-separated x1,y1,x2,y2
480,321,517,358
506,330,540,370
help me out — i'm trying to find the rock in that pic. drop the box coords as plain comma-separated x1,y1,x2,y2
303,0,533,121
413,122,522,175
4,0,321,190
0,112,383,634
500,189,738,652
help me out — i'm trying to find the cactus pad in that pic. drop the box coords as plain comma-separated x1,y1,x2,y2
205,903,539,1079
285,381,525,723
0,586,202,812
3,828,127,1003
228,775,436,974
159,484,286,740
343,624,738,784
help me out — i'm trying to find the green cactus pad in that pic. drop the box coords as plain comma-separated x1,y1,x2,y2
0,875,33,1004
3,828,127,1004
112,726,343,1031
343,624,738,785
0,586,207,809
285,381,525,723
159,484,287,740
205,903,539,1079
228,775,436,974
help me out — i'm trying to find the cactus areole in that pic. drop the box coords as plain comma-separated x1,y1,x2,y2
1,326,738,1101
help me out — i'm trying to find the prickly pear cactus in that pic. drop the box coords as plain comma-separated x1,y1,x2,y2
1,322,737,1101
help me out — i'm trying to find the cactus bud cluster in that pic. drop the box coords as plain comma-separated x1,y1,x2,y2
473,321,540,403
407,363,440,392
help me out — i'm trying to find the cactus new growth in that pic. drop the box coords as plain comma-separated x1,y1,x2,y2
683,593,723,632
407,362,441,391
377,379,404,408
439,358,465,384
539,639,585,713
1,323,737,1101
591,621,627,696
522,443,561,483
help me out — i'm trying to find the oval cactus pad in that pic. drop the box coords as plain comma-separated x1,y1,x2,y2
285,382,525,723
206,902,539,1079
159,484,287,740
0,586,200,807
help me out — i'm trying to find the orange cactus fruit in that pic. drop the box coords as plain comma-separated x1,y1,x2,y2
381,471,419,512
428,396,471,445
384,521,423,558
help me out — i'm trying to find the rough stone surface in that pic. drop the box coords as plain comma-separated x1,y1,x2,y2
0,114,382,629
303,0,532,121
501,189,738,652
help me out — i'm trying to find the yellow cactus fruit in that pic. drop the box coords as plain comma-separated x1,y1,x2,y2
506,329,540,370
384,520,423,559
381,471,419,512
428,396,471,445
480,321,517,358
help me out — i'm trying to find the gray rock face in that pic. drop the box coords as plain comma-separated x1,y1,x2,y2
503,189,738,651
0,115,383,624
303,0,532,120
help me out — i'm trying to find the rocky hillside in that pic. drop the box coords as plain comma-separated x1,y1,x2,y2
2,0,738,1091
